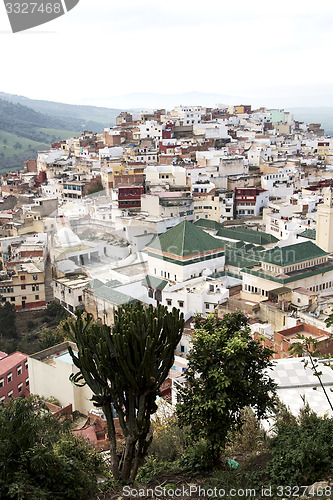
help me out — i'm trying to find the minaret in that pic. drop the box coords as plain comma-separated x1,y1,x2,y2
316,187,333,252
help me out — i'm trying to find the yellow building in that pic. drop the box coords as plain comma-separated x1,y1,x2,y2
317,142,330,160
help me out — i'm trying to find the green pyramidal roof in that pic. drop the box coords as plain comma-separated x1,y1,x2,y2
147,221,225,257
260,241,329,266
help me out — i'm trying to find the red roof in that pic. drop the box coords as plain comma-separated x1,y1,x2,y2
0,352,27,375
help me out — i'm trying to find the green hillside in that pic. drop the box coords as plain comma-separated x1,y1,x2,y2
0,91,121,130
0,99,85,173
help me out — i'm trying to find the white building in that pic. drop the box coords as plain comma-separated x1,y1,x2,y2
139,121,163,142
53,275,90,313
145,220,225,283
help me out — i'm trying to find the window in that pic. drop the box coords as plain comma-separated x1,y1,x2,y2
0,396,5,403
26,378,29,387
20,276,26,281
17,365,22,376
8,390,13,399
21,285,26,290
10,297,15,302
167,299,172,306
25,361,28,370
7,373,12,383
33,275,38,281
35,295,39,300
178,301,184,308
0,378,3,388
18,382,23,393
179,345,186,353
205,303,210,309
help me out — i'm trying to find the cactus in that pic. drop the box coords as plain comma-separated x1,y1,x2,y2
63,302,184,481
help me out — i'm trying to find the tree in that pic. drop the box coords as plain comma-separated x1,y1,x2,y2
63,302,184,482
176,312,277,464
0,301,17,339
0,398,106,499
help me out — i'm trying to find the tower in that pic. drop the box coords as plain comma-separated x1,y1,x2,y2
316,187,333,252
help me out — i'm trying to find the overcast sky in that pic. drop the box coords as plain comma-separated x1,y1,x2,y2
0,0,333,107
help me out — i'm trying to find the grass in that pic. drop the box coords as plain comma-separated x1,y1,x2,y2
0,128,77,173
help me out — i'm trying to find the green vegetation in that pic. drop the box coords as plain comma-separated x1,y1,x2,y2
1,308,333,496
176,312,277,465
0,301,17,340
0,91,122,173
0,91,121,127
0,301,69,355
63,303,184,481
0,398,107,499
0,99,82,173
268,403,333,485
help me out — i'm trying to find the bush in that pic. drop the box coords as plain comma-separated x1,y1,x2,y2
180,440,214,473
38,328,66,350
27,320,35,331
0,398,107,499
43,302,68,324
148,414,186,462
136,456,179,484
226,407,269,455
268,403,333,485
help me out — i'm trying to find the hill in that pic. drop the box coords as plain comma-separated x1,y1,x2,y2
0,94,122,173
0,91,121,130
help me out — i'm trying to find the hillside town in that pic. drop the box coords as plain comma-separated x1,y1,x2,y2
1,102,333,442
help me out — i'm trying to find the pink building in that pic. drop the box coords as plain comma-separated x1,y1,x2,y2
0,352,29,403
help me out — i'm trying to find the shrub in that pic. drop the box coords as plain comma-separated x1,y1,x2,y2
27,320,35,331
226,407,269,455
0,398,106,499
136,456,179,484
268,403,333,485
180,440,214,473
148,414,186,462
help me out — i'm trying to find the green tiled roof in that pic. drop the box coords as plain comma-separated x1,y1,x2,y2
194,218,224,231
142,275,168,290
216,227,278,245
104,280,122,288
225,247,262,269
298,229,316,240
86,279,104,290
91,285,135,306
147,221,224,257
260,241,328,266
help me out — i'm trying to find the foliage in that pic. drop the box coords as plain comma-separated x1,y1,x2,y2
43,301,68,324
0,301,17,339
26,320,35,331
63,303,184,482
268,403,333,485
176,312,277,464
180,440,213,473
136,455,180,484
226,407,269,455
28,393,61,408
148,414,186,462
0,397,106,499
38,327,67,350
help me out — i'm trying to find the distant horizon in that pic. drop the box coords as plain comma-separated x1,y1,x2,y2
3,88,333,112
